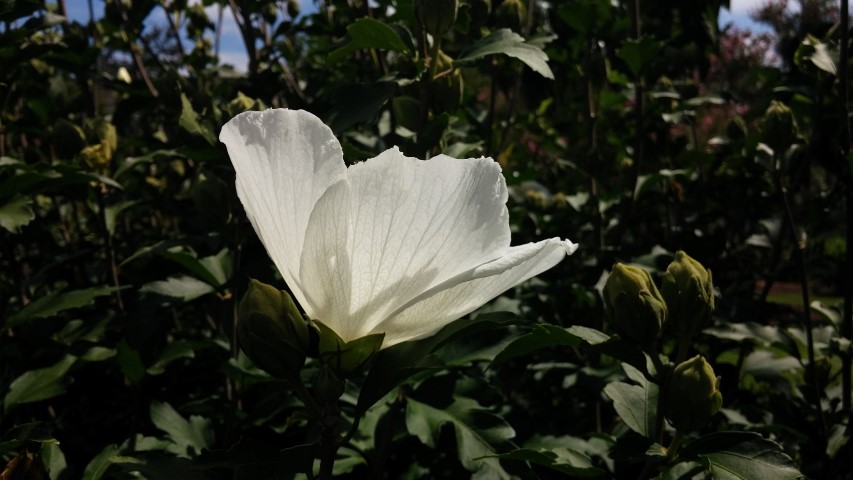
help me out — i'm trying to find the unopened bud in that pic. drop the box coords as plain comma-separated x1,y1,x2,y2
227,91,260,117
468,0,492,32
415,0,458,37
762,100,797,157
287,0,300,18
237,279,308,380
603,263,667,350
495,0,526,32
664,355,722,431
661,251,714,342
429,50,463,113
53,119,87,159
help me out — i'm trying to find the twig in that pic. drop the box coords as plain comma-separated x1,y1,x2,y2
774,171,825,440
227,0,258,75
628,0,644,206
159,1,185,58
97,184,125,312
114,0,159,97
839,0,852,416
214,4,223,59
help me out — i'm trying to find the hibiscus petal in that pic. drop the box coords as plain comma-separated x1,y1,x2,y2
220,109,346,308
374,238,578,347
298,148,512,341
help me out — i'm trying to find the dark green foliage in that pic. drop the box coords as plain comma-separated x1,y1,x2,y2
0,0,849,478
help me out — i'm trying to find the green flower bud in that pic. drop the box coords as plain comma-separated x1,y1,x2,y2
237,279,308,380
186,4,212,37
415,0,458,37
603,263,667,350
78,141,112,174
227,91,260,117
313,321,384,378
287,0,300,19
664,355,722,431
52,119,87,160
661,251,714,343
429,50,463,113
762,100,798,157
261,2,277,24
468,0,492,31
495,0,526,32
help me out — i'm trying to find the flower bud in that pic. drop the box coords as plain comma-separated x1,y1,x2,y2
313,321,384,378
664,355,722,431
52,119,87,160
603,263,667,350
761,100,798,157
286,0,300,19
78,142,112,174
237,279,308,380
468,0,492,32
429,50,463,113
661,251,714,342
261,2,277,24
495,0,526,32
227,91,260,118
415,0,458,37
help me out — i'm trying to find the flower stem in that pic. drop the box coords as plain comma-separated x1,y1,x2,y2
318,400,341,480
774,170,826,440
839,0,852,417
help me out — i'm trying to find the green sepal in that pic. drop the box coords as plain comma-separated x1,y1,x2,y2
661,251,714,343
237,279,308,380
415,0,458,37
313,321,384,378
663,355,722,432
603,263,667,351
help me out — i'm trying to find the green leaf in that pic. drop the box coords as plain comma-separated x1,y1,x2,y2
680,432,804,480
140,275,215,302
4,355,77,410
794,35,837,75
6,286,123,329
826,423,849,459
406,395,514,479
329,17,410,63
456,28,554,79
150,401,214,457
325,82,397,133
0,423,56,455
117,340,146,384
179,93,216,144
159,246,232,287
41,442,68,480
603,363,658,437
616,37,663,76
147,340,210,375
0,195,35,233
488,447,603,477
80,346,116,362
81,444,120,480
104,200,137,237
357,312,520,413
490,324,609,365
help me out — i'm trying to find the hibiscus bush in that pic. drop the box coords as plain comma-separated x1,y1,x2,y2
1,0,851,479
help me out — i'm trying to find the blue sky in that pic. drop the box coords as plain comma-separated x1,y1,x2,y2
66,0,774,72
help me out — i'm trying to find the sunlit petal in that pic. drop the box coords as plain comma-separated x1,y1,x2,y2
375,238,578,347
220,109,346,309
298,147,512,340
